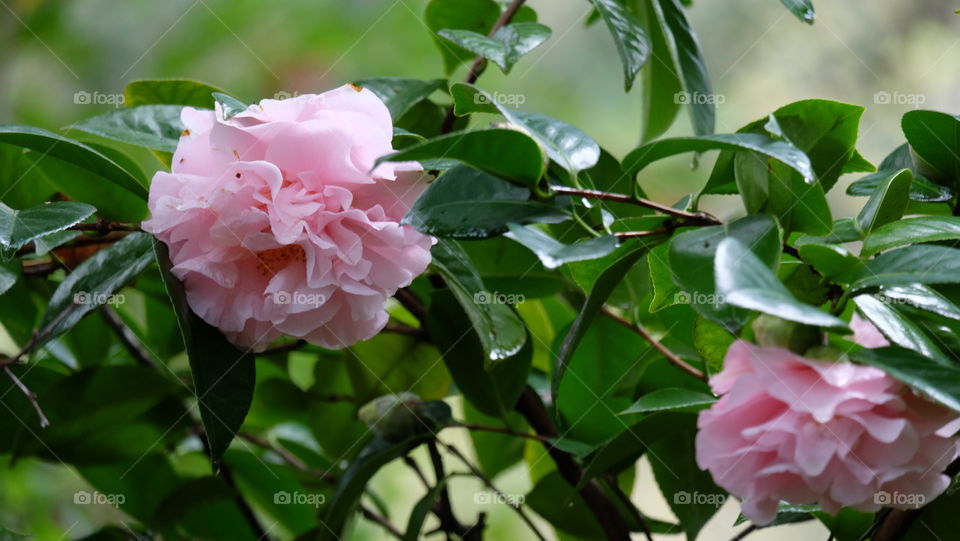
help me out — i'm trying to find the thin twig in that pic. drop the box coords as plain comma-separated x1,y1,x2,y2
394,287,427,325
427,441,478,541
439,0,528,134
68,221,141,233
100,307,157,369
452,422,553,443
438,440,549,541
360,505,404,539
601,307,707,381
4,366,49,427
614,228,672,239
238,432,335,481
404,455,432,489
383,321,429,339
551,185,722,226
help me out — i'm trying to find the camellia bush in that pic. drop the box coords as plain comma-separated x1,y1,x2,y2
3,0,960,540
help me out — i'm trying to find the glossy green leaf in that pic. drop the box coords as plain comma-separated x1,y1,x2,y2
402,478,448,541
0,260,18,296
876,284,960,321
779,0,816,23
319,434,431,540
431,239,527,364
797,243,861,279
425,0,501,73
715,237,848,330
854,295,949,363
438,22,550,73
38,232,155,347
650,430,722,541
734,150,770,214
588,0,650,91
72,105,186,152
0,125,147,199
526,471,605,539
403,164,568,239
656,0,714,135
553,238,660,409
624,133,814,181
901,110,960,185
862,216,960,256
693,315,735,374
648,243,680,312
451,83,601,174
668,214,781,330
839,245,960,291
212,92,248,120
505,224,618,269
124,79,222,108
847,144,953,202
855,169,912,236
621,388,716,414
378,129,546,186
852,347,960,412
353,77,446,120
155,241,255,468
639,0,682,142
427,290,531,418
0,201,95,250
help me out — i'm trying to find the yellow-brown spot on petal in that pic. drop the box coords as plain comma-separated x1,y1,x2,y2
255,244,307,277
233,149,241,160
181,129,190,137
348,83,362,92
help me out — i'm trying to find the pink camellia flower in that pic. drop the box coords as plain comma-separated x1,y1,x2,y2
850,313,891,348
143,85,434,351
696,340,959,525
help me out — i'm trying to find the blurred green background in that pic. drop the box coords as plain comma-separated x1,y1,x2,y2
1,0,958,539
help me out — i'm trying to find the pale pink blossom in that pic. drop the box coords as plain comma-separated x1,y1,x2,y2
696,340,959,524
850,313,891,348
144,85,434,350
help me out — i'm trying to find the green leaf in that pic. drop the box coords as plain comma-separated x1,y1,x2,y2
656,0,714,135
648,243,680,311
155,241,255,468
588,0,650,91
579,412,695,485
638,0,683,142
463,402,527,478
852,347,960,413
876,284,960,321
862,216,960,256
668,214,782,330
0,260,18,296
212,92,248,120
715,237,848,330
797,243,860,279
779,0,816,23
0,201,94,250
693,315,735,373
853,295,949,364
624,133,814,182
402,478,448,541
438,22,550,73
734,150,770,214
621,388,716,414
847,144,953,202
526,471,605,539
505,224,618,269
901,110,960,185
855,169,912,237
838,245,960,291
0,125,147,199
425,0,501,73
378,129,546,186
402,164,568,239
38,232,155,347
353,77,446,120
223,449,319,537
431,239,527,364
72,105,186,153
553,238,660,411
124,79,223,108
319,434,431,540
450,83,601,174
427,290,532,418
650,430,723,541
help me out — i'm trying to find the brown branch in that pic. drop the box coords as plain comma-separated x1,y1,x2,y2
16,232,128,257
68,221,140,233
427,441,483,541
439,0,528,134
551,185,722,226
515,387,632,541
100,307,157,369
238,432,335,481
360,505,404,539
438,440,548,541
601,307,707,381
4,366,49,427
394,287,427,325
383,321,429,340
